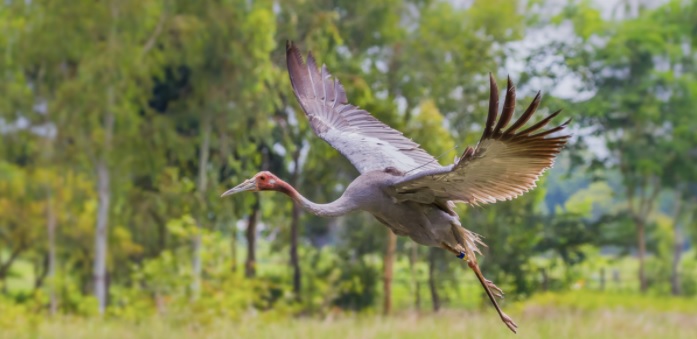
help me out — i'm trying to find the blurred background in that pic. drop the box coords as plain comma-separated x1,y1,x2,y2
1,0,696,338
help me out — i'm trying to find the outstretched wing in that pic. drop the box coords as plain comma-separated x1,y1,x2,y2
286,42,440,174
389,75,570,205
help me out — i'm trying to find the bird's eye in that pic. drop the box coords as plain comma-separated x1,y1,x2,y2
259,176,266,181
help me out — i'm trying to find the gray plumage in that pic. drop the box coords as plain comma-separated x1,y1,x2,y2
286,43,441,174
223,42,572,334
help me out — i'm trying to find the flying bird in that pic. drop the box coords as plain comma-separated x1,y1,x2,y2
222,42,570,333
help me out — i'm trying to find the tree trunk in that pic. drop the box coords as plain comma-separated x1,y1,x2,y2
627,177,661,295
192,115,211,297
47,193,57,315
290,202,301,299
94,157,111,314
428,247,440,312
157,213,166,253
0,244,29,294
34,252,49,290
92,6,121,316
0,251,2,294
383,230,397,315
0,246,25,285
289,149,302,299
219,128,236,273
245,197,259,278
409,243,421,310
541,268,549,291
0,250,4,294
636,218,647,293
670,192,684,295
191,232,202,296
1,248,15,292
230,224,237,273
94,84,114,314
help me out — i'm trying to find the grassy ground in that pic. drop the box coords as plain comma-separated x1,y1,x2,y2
2,298,695,339
233,308,697,339
3,308,695,339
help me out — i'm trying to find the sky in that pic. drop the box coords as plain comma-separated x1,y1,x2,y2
500,0,670,159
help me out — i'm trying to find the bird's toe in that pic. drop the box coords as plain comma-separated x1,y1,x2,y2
501,312,518,333
485,278,505,299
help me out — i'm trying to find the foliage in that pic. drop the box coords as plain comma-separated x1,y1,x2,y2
0,0,695,328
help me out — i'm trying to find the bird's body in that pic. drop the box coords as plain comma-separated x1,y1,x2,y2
310,168,471,249
222,42,571,333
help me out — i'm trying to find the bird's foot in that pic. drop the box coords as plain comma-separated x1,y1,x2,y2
500,311,518,333
485,278,505,299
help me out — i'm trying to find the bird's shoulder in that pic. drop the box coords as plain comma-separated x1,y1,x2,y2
362,167,407,183
346,167,407,194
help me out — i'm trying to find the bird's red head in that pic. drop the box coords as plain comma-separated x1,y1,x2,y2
252,171,282,191
221,171,288,197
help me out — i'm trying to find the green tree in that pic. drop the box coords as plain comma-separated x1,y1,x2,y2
5,0,169,312
544,0,697,292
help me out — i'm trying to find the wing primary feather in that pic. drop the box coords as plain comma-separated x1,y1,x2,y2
332,79,340,109
483,73,499,141
305,52,319,100
321,64,329,107
503,91,541,136
493,75,515,136
286,41,310,100
515,109,562,137
389,76,571,207
527,118,572,139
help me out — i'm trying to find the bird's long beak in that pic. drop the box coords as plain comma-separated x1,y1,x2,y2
220,179,257,197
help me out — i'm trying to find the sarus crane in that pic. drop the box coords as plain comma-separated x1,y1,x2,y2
222,42,570,333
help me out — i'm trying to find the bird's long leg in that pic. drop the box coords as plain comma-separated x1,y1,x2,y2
468,259,518,333
442,243,518,334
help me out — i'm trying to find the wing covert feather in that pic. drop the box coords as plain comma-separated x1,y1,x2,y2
286,42,440,174
389,75,570,205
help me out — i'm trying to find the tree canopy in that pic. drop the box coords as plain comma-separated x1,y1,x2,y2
0,0,695,319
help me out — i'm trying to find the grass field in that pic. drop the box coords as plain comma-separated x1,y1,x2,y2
2,293,695,339
2,307,695,339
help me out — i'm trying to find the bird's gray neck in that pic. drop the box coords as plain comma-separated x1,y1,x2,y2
293,193,358,217
275,180,358,217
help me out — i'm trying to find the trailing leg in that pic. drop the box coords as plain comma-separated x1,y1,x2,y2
442,243,518,334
